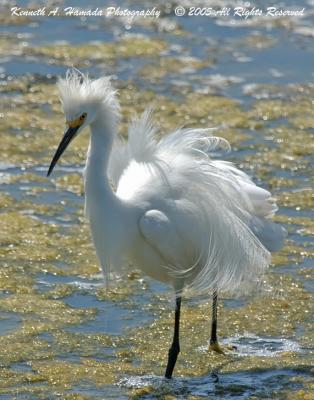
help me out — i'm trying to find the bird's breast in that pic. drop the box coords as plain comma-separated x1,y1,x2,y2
129,235,173,284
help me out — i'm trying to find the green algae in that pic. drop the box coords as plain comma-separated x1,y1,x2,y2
9,172,49,185
0,192,14,209
52,330,118,355
122,274,313,380
250,99,291,120
243,83,314,100
0,35,24,57
235,33,277,50
42,283,76,300
0,290,97,370
0,213,77,273
268,176,299,190
0,332,54,366
298,268,314,280
0,36,313,399
0,266,35,293
279,374,314,400
0,13,31,26
119,88,256,145
3,76,253,153
0,76,32,94
0,292,95,325
0,368,46,392
31,359,114,388
1,92,313,395
0,78,88,165
0,111,64,165
55,173,84,196
272,243,314,266
0,76,261,167
268,126,314,159
244,125,313,176
0,205,99,286
0,211,59,257
139,56,212,81
96,271,148,303
26,36,168,66
251,96,314,124
289,115,314,129
181,93,253,129
278,189,314,210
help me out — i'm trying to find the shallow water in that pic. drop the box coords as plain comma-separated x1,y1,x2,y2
0,0,313,399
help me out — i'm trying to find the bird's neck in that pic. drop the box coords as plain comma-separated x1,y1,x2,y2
84,110,117,204
84,110,129,271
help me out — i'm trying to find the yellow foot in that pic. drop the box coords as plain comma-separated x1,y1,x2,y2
209,342,236,354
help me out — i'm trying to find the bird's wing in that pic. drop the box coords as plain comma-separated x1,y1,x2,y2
107,109,158,188
211,160,278,218
109,109,230,189
250,216,287,252
113,111,275,296
209,160,287,251
139,210,186,276
157,126,230,158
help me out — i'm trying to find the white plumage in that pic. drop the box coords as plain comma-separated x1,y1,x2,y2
48,70,287,377
54,70,287,295
105,108,286,295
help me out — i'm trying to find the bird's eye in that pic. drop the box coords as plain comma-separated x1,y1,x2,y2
80,113,87,120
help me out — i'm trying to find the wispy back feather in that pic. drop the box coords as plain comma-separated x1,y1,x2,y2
109,110,284,296
109,109,230,187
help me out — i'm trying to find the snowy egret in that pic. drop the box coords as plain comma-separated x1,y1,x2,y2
47,69,286,379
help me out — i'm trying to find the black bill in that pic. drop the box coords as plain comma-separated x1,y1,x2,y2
47,126,79,176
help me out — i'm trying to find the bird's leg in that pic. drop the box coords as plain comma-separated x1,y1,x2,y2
165,295,181,379
209,290,235,354
209,289,225,354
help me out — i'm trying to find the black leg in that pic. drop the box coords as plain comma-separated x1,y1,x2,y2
210,289,218,346
165,295,181,379
209,290,236,353
209,289,224,353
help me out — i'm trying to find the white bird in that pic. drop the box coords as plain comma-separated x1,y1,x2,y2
47,69,286,379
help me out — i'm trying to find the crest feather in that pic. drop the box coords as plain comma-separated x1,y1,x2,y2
57,68,120,118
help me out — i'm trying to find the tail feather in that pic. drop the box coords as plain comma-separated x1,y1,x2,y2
250,216,287,252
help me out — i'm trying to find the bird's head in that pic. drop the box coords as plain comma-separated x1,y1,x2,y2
47,68,120,176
